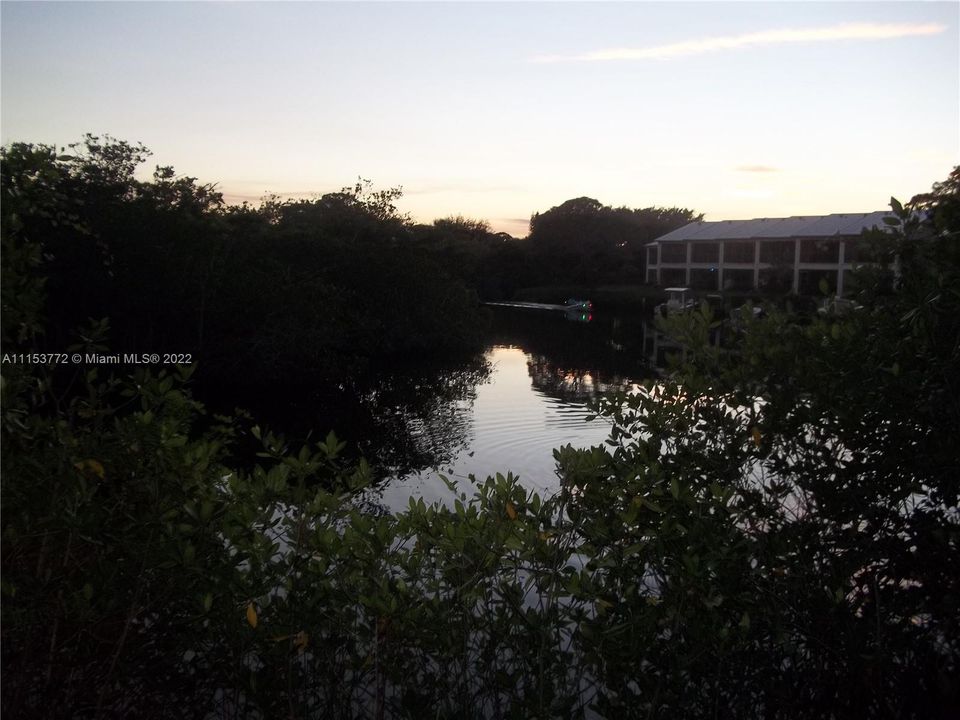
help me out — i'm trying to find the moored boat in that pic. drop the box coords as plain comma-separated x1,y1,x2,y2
655,287,696,316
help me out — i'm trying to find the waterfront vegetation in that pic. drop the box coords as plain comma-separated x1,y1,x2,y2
2,139,958,718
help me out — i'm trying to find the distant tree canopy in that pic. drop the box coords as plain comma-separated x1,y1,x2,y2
528,197,702,284
409,216,533,301
2,158,957,718
2,133,705,398
1,136,485,395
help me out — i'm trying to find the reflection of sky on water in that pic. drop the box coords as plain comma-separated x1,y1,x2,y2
374,346,622,512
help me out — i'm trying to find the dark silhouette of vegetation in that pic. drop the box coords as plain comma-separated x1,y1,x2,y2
3,137,483,381
408,199,700,302
528,197,702,286
2,143,958,718
411,216,535,301
1,136,495,472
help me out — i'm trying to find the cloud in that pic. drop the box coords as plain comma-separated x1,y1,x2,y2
532,22,946,63
737,165,779,173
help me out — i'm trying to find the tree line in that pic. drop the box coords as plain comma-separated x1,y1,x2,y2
1,136,697,396
2,136,957,717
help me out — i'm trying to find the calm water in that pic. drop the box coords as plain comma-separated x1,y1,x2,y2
369,308,652,511
220,306,655,509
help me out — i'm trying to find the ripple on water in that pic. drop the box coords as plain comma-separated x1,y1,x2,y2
379,347,614,511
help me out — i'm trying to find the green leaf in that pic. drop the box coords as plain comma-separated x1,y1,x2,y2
642,498,665,513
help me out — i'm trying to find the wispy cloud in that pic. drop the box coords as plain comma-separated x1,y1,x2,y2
737,165,779,173
532,22,946,63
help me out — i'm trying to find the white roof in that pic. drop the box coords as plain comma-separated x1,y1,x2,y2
650,211,893,244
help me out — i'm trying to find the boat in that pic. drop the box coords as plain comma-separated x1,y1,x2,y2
655,287,696,316
817,296,862,316
565,298,593,311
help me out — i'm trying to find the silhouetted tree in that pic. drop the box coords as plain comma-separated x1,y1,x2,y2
528,197,701,284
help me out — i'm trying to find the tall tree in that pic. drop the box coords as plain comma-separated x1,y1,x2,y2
528,197,701,284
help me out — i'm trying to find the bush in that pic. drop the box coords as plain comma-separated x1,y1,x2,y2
4,153,958,717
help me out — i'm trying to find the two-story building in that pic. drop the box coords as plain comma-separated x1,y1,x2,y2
645,212,893,296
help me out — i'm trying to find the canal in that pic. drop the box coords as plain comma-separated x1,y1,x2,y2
370,306,654,511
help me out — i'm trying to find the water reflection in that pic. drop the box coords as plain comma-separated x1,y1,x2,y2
375,307,657,511
642,319,688,369
563,307,593,323
527,355,638,403
488,306,650,379
233,306,662,510
215,354,491,481
376,346,621,510
353,356,492,476
640,317,724,370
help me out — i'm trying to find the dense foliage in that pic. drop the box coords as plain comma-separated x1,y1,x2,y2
1,137,485,392
528,197,702,286
418,198,701,300
409,199,700,301
2,150,958,718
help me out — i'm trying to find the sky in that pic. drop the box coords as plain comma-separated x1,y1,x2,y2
2,2,957,237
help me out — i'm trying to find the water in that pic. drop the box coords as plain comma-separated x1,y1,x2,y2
212,306,654,509
370,308,652,511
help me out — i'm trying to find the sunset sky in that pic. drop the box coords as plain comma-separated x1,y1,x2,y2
2,2,957,236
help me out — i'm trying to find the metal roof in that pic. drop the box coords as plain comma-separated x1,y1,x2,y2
650,211,893,244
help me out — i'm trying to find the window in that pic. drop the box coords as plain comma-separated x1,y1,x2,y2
660,268,686,286
690,268,718,291
723,269,754,292
724,241,754,264
660,243,686,263
691,242,719,263
800,238,839,264
798,269,837,295
844,239,881,264
759,241,794,266
647,246,658,266
843,239,860,263
758,267,793,293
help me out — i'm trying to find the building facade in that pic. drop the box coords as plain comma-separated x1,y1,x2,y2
645,212,892,296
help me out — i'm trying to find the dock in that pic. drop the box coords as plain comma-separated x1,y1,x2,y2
483,300,592,313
